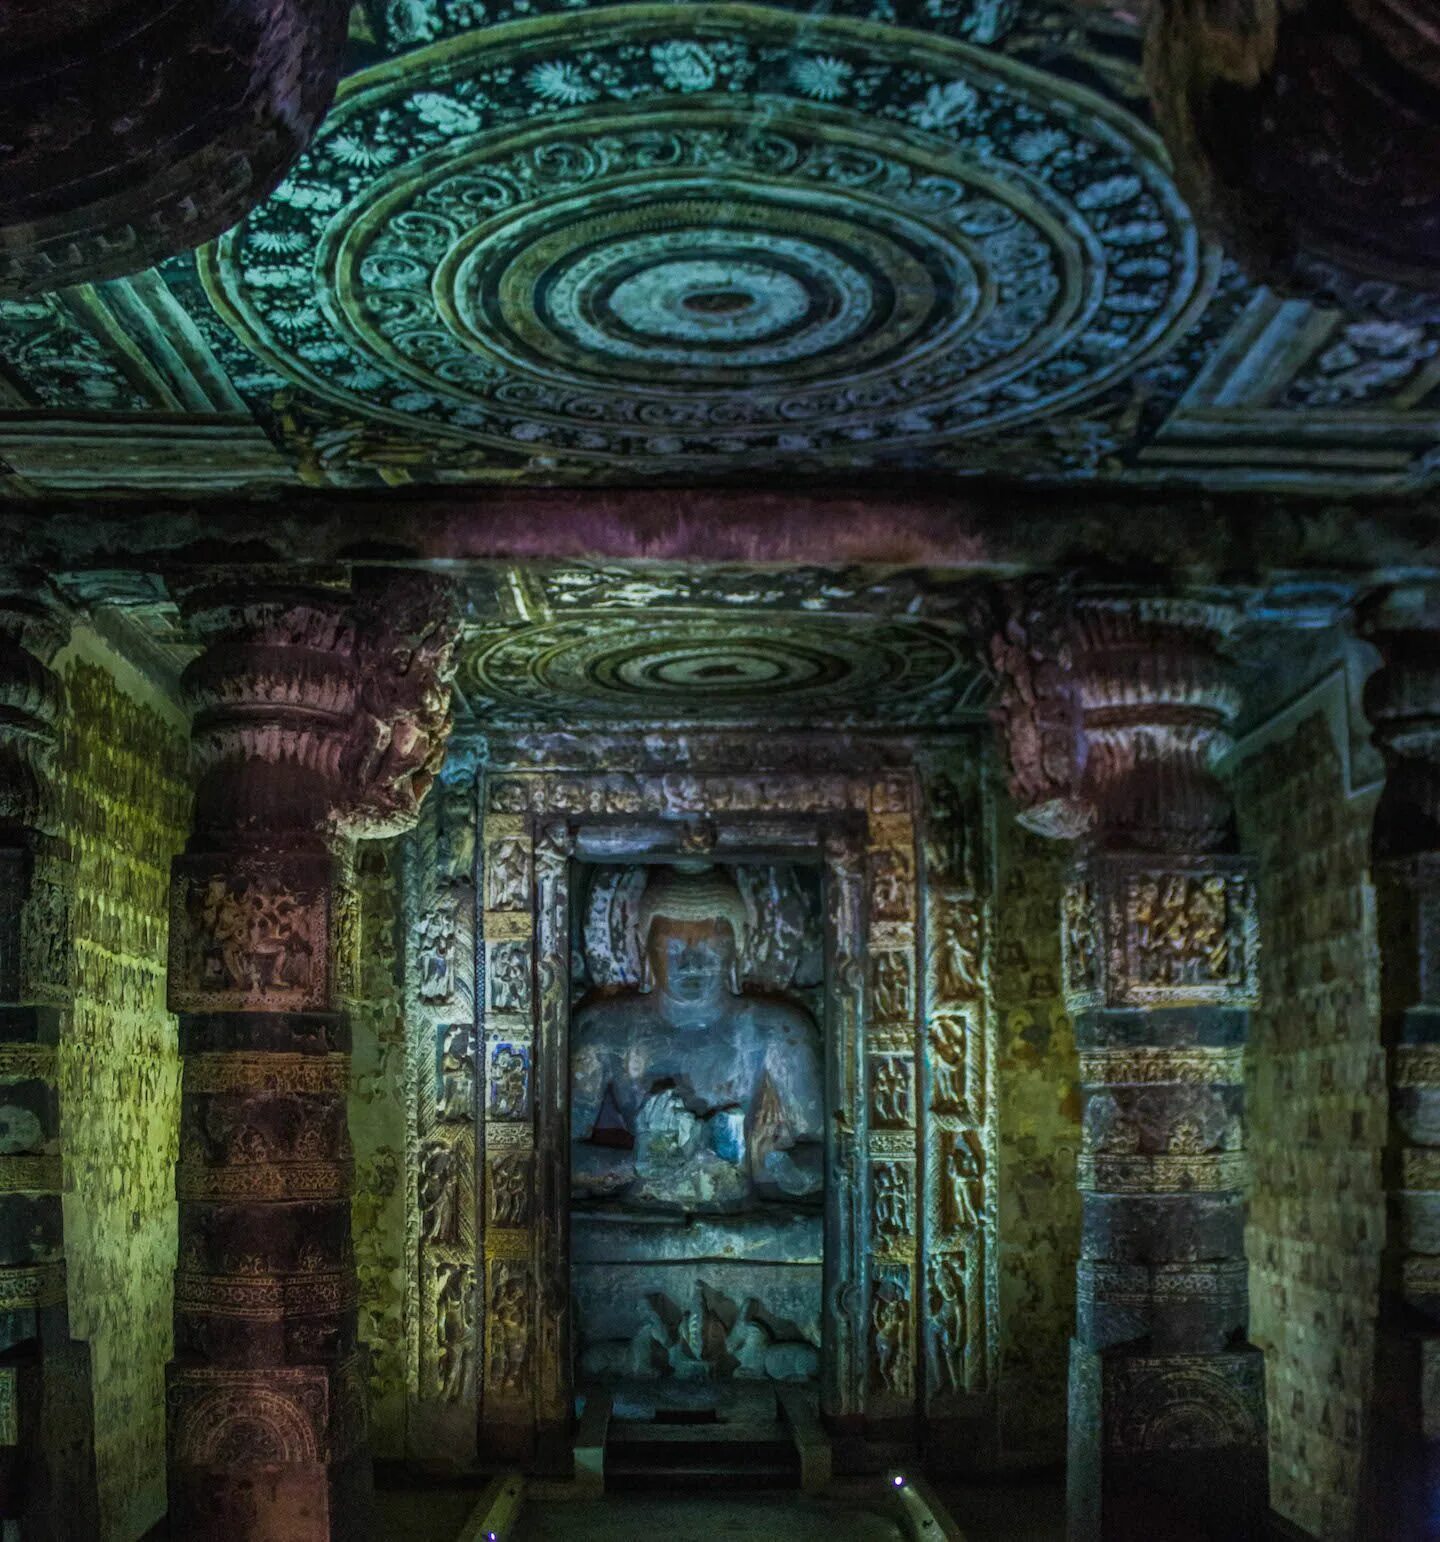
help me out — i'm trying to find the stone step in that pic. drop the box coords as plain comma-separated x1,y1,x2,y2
605,1418,802,1493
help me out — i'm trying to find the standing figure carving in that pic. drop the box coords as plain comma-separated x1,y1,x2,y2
571,865,824,1212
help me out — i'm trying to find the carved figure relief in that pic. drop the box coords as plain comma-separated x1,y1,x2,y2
489,941,532,1014
873,1161,913,1246
871,1272,912,1398
930,1015,973,1120
486,839,531,912
487,1153,531,1228
436,1024,475,1121
420,1140,459,1246
1131,874,1231,987
943,1135,982,1233
1062,881,1101,999
923,773,978,891
417,896,457,1003
488,1042,531,1122
489,780,529,814
871,950,913,1022
871,849,915,922
488,1264,531,1397
870,1057,912,1128
929,1254,967,1396
178,872,323,1007
435,1263,475,1402
935,898,981,1001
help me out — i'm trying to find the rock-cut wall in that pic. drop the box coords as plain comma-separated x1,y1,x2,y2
54,644,190,1541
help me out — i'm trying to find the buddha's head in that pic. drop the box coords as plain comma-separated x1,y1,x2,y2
637,865,747,1014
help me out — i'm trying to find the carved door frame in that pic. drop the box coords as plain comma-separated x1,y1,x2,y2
467,761,991,1460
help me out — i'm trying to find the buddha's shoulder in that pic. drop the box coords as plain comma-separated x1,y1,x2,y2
572,992,654,1043
736,994,819,1044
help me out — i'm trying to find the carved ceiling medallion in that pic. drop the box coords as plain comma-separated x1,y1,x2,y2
202,5,1210,470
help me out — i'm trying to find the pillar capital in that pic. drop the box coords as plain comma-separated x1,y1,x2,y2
990,584,1241,853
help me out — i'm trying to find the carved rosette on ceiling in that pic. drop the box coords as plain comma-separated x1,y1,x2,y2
0,0,350,297
201,4,1212,477
1146,0,1440,318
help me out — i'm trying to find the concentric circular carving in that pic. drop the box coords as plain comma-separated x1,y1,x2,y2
205,5,1212,468
465,615,981,725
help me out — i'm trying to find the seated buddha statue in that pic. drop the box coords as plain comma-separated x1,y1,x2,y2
571,864,824,1213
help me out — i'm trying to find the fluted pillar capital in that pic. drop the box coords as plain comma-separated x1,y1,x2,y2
989,583,1242,852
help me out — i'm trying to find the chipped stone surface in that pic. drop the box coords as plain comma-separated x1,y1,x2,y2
1237,712,1385,1540
55,651,190,1541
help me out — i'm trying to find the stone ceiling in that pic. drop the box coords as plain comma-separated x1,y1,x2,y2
4,0,1440,500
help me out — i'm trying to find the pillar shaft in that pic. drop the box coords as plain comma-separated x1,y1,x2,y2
1357,585,1440,1538
993,589,1268,1540
164,578,455,1540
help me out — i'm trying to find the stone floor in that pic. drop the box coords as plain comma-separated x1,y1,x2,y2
373,1477,1067,1541
513,1494,906,1540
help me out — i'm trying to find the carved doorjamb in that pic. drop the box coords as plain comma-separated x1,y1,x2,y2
417,760,996,1463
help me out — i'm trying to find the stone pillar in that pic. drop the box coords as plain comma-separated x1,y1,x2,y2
992,589,1267,1540
1357,584,1440,1539
0,590,98,1540
164,578,455,1540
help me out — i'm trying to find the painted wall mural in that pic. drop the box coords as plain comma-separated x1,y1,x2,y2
2,1,1440,494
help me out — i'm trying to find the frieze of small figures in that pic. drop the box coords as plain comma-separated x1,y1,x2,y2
174,1158,354,1203
487,778,533,814
483,1228,532,1262
174,1269,356,1319
1063,858,1257,1010
1402,1148,1440,1189
1078,1047,1245,1087
869,1130,917,1160
484,1122,533,1152
19,864,71,1003
0,1261,65,1310
483,814,529,843
0,1152,57,1195
1101,1352,1265,1453
169,862,332,1014
183,1052,350,1096
1077,1260,1250,1306
1076,1151,1248,1193
483,910,533,941
866,1024,915,1055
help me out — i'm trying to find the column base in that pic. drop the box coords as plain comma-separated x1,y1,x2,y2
167,1358,371,1542
1067,1340,1268,1542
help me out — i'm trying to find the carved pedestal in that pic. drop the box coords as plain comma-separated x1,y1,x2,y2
1358,587,1440,1538
992,589,1269,1540
164,581,455,1540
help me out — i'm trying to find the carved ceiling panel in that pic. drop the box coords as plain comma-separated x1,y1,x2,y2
3,0,1439,496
